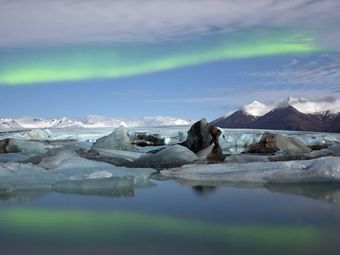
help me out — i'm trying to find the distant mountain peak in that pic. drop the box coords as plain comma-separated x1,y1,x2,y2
276,97,308,109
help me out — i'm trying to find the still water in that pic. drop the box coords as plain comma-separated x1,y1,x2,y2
1,179,340,255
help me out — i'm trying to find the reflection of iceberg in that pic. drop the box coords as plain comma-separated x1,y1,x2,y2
174,176,340,206
0,189,46,202
265,183,340,205
52,177,132,197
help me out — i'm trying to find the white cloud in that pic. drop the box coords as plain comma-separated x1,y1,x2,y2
0,0,340,47
243,54,340,90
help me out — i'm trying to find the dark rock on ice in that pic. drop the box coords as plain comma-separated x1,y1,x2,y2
130,132,165,147
0,139,10,153
181,118,224,161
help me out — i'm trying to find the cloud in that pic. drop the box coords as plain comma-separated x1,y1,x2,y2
242,54,340,90
0,0,340,47
146,88,339,106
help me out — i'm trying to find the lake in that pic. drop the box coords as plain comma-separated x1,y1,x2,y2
1,178,340,255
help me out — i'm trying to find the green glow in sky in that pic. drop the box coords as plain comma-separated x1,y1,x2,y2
0,30,320,85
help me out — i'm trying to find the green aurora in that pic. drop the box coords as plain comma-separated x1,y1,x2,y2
0,30,321,85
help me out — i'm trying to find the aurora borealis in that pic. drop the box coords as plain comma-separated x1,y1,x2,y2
0,31,319,85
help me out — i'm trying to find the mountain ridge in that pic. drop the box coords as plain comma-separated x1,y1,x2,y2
0,115,192,131
212,98,340,133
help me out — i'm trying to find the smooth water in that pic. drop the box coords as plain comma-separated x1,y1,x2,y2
1,179,340,255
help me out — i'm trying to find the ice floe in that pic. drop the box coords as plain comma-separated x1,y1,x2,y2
0,155,155,191
162,156,340,184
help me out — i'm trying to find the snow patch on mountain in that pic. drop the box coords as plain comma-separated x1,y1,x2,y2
242,101,273,117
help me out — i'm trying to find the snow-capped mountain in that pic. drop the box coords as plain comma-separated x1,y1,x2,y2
0,119,23,130
0,115,192,131
212,97,340,133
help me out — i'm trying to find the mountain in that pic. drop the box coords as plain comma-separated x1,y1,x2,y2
213,97,340,133
253,105,323,131
0,119,23,130
212,110,257,128
321,111,340,133
0,115,192,131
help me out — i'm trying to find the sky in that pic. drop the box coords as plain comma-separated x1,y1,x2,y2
0,0,340,121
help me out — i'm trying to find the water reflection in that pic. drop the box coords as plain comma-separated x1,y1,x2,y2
192,185,216,197
182,180,340,206
265,183,340,204
0,178,156,202
0,208,332,255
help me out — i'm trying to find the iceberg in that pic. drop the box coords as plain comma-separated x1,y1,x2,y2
0,155,156,191
218,130,263,154
92,126,134,151
0,138,81,155
133,145,199,169
3,139,55,154
247,133,311,154
0,153,30,163
162,156,340,184
11,129,54,140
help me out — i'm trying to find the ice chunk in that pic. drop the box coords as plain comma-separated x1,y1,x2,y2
196,143,215,160
12,129,54,140
0,153,30,163
134,145,199,169
247,133,311,154
224,154,270,163
37,150,78,169
90,148,143,162
301,135,338,147
0,138,80,155
88,171,113,179
162,156,340,184
80,148,145,168
92,127,134,151
0,156,156,191
218,130,262,154
5,139,54,154
327,143,340,154
267,157,340,183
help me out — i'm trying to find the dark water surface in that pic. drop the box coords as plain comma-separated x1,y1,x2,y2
1,180,340,255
